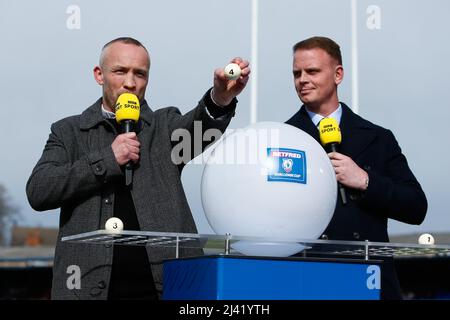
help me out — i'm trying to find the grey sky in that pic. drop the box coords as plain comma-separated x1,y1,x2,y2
0,0,448,238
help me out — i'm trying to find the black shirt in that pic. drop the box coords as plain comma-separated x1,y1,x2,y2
106,119,157,300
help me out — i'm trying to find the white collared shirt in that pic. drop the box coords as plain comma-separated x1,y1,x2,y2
101,105,116,119
306,104,343,127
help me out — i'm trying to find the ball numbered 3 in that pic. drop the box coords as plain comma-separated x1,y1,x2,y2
224,63,241,80
105,217,124,233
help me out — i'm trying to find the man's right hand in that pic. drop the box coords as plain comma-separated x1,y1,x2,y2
111,132,140,166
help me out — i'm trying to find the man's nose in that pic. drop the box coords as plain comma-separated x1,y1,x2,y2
123,73,136,90
299,72,309,84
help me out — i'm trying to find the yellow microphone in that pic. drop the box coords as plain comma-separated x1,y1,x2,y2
319,117,347,205
319,117,342,151
115,93,140,186
115,93,140,124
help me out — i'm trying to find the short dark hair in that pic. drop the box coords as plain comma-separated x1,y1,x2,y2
292,36,342,65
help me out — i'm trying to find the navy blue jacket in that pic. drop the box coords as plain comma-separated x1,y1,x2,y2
286,103,427,299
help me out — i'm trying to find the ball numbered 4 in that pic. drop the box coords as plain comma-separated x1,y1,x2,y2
224,63,241,80
105,217,124,233
418,233,435,245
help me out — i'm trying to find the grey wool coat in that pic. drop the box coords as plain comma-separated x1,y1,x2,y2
26,89,236,299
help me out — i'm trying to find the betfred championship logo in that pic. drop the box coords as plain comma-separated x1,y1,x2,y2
267,148,307,184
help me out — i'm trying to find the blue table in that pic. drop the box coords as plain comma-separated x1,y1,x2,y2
163,255,381,300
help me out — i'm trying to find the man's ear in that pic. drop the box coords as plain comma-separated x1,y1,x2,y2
335,65,344,85
93,66,104,85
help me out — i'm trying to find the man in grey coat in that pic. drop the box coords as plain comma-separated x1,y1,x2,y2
26,37,250,300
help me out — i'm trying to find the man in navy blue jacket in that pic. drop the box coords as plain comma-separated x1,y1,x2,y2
286,36,427,299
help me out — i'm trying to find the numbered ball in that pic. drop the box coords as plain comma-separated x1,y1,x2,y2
224,63,241,80
105,217,124,233
418,233,435,245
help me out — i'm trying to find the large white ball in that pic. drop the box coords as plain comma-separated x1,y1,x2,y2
201,122,337,256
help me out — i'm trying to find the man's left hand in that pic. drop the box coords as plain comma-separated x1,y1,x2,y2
328,152,369,190
211,57,251,106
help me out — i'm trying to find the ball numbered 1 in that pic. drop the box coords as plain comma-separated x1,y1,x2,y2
418,233,435,245
224,63,241,80
105,217,124,233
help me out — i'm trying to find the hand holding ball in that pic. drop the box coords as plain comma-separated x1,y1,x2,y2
105,217,124,233
224,63,241,80
418,233,435,245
